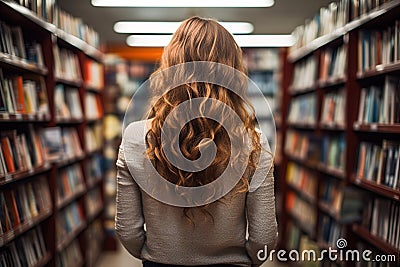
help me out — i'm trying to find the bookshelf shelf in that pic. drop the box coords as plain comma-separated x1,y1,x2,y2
352,176,400,202
0,164,51,186
353,123,400,133
0,0,56,33
56,222,87,252
54,77,83,88
287,122,316,130
56,155,85,168
286,155,318,170
56,29,102,62
280,0,400,257
287,183,316,204
352,224,400,255
288,85,316,96
288,0,400,62
32,251,52,267
318,201,342,222
319,123,346,131
318,77,346,89
0,209,52,247
357,61,400,80
0,0,105,265
86,118,103,124
317,164,346,180
55,118,85,125
0,52,48,75
0,113,51,123
57,186,87,210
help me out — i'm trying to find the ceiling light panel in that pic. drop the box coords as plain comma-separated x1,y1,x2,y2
92,0,274,7
114,21,254,34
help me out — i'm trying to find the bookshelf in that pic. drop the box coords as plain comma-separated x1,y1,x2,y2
279,0,400,264
0,0,105,266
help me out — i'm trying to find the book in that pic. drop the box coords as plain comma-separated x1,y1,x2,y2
84,60,104,90
319,45,347,82
56,202,84,244
85,187,102,218
320,89,346,127
40,127,63,162
286,162,317,201
290,56,317,91
287,94,317,126
53,45,82,81
85,93,103,120
0,226,47,267
57,164,85,206
356,139,400,189
321,134,346,171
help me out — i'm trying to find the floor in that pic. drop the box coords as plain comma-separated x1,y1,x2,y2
97,241,287,267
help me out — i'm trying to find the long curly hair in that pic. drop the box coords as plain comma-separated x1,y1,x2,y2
145,16,261,223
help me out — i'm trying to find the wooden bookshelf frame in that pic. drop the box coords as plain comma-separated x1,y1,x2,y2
0,0,106,266
278,0,400,258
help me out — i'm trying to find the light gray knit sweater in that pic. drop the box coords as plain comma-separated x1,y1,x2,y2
115,120,278,266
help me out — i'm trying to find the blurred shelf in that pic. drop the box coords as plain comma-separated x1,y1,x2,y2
54,77,83,88
0,209,52,247
352,224,400,255
0,113,51,123
357,61,400,79
318,77,346,89
352,176,400,202
288,0,400,62
353,123,400,133
0,52,48,75
0,164,51,186
57,185,87,210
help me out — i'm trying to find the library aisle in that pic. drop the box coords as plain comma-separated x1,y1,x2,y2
1,0,400,267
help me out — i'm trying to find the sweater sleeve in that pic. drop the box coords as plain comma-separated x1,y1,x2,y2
115,144,146,259
245,162,278,266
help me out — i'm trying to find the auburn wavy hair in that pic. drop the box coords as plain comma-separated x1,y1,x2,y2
145,16,261,222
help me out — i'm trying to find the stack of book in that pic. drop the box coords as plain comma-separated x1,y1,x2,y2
284,130,321,162
85,124,102,153
0,126,45,178
85,93,103,121
286,191,316,232
320,181,365,222
357,76,400,124
84,60,104,90
356,140,400,190
320,45,347,82
57,164,86,207
351,0,393,20
53,45,82,82
321,135,346,172
319,214,344,247
0,72,49,117
291,56,317,91
85,188,102,219
56,203,84,244
86,155,102,186
290,0,349,51
0,226,47,266
320,89,346,127
54,85,83,120
358,21,400,73
0,177,51,236
0,22,44,66
286,162,317,201
287,94,317,126
361,198,400,250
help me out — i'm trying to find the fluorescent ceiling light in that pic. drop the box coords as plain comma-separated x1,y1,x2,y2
92,0,274,7
126,35,296,47
114,21,254,34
